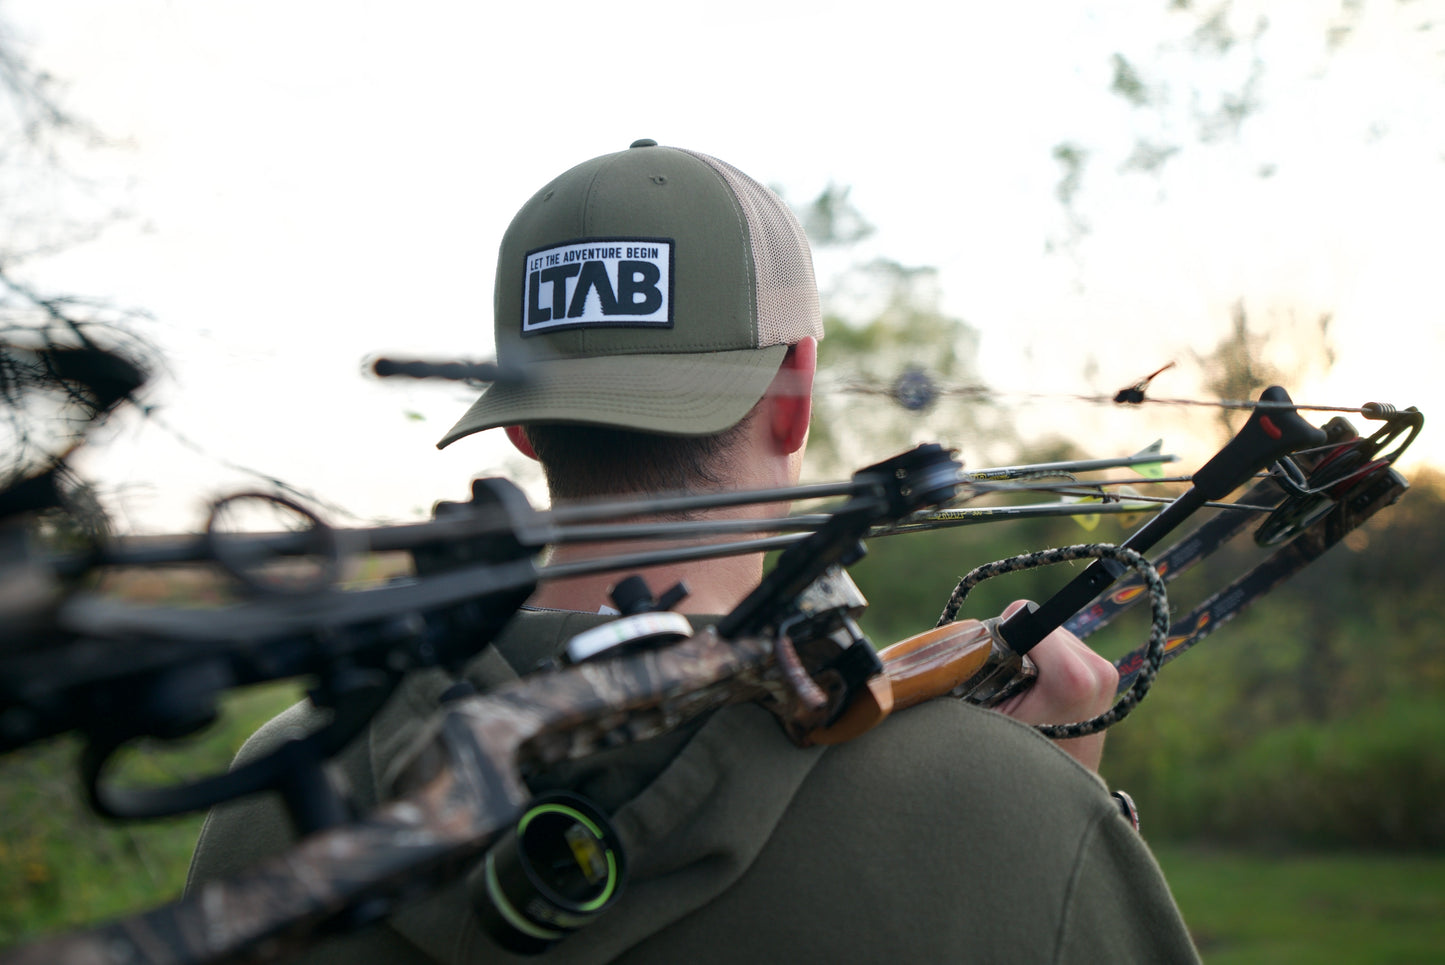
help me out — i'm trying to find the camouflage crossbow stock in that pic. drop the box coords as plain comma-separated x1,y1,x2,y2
0,347,1423,964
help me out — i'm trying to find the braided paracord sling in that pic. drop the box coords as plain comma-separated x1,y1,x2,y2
935,544,1168,739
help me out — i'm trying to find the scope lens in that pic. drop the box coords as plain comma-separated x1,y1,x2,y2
472,792,626,955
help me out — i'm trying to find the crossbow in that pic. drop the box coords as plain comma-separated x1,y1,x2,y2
0,345,1422,963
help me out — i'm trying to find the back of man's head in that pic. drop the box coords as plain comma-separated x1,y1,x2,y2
438,140,822,499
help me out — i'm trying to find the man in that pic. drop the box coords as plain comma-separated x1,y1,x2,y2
189,141,1200,963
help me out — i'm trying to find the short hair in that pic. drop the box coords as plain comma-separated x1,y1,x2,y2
522,411,755,503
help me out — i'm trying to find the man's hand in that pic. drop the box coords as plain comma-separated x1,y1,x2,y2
990,600,1118,772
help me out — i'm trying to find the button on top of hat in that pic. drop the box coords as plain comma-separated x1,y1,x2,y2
629,138,658,148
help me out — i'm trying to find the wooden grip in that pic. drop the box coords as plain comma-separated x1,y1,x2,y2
876,619,996,712
802,620,994,746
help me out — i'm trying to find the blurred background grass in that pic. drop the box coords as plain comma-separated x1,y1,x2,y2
0,683,300,946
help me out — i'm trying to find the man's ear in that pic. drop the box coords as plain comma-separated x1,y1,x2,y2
505,425,539,461
770,337,816,455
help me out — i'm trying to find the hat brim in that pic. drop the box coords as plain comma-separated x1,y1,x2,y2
437,344,788,448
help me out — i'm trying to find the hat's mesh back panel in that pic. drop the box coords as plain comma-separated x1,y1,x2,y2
683,151,823,347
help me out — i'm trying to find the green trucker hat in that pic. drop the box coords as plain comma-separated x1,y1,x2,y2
437,140,822,448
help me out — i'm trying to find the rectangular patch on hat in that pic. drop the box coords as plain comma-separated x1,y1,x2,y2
521,238,673,334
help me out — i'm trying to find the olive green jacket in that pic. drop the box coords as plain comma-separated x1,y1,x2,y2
188,610,1200,964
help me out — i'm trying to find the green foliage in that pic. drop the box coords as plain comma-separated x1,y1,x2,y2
1100,471,1445,848
1109,53,1151,107
776,182,1006,476
1051,142,1088,206
817,260,977,393
850,511,1108,645
0,682,301,945
0,740,201,945
850,465,1445,852
1156,846,1445,964
1104,685,1445,848
807,260,1006,476
1193,301,1284,439
795,182,874,248
1221,699,1445,848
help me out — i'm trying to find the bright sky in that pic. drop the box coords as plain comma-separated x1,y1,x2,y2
7,0,1444,532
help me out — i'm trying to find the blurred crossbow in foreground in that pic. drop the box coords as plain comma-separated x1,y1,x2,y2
0,342,1422,963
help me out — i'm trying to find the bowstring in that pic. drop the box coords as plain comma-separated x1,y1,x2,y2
825,376,1382,416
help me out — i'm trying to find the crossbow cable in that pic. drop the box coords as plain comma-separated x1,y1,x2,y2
1077,403,1420,688
813,387,1334,744
992,387,1327,655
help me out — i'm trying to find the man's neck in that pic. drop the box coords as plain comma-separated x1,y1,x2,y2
527,540,767,617
525,412,803,617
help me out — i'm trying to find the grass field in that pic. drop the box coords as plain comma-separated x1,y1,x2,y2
1156,846,1445,964
4,773,1443,963
0,682,304,947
